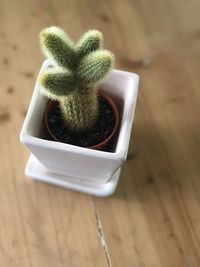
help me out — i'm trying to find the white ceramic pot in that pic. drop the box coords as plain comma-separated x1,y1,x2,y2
20,60,139,196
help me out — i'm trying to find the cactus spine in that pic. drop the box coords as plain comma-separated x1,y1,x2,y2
39,26,114,132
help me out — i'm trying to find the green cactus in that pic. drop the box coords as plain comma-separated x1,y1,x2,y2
39,26,114,132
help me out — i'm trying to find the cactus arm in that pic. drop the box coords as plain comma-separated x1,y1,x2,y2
77,50,114,85
39,67,76,100
40,26,76,70
76,30,103,58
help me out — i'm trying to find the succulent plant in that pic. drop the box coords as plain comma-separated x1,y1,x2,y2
39,26,114,132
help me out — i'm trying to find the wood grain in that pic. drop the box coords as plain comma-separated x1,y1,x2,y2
0,0,200,266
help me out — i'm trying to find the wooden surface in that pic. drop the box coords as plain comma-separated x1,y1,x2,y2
0,0,200,266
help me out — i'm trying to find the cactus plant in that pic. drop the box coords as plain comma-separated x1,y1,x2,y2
39,26,114,132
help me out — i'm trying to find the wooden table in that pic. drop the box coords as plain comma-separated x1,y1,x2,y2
1,0,200,266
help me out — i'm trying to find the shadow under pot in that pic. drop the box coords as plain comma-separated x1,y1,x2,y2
43,90,119,150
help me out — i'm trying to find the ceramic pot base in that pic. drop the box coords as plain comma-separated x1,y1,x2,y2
25,154,121,197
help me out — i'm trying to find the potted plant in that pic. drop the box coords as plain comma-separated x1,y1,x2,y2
39,27,118,149
20,27,139,197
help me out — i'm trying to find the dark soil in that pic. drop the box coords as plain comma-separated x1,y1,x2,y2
47,96,116,148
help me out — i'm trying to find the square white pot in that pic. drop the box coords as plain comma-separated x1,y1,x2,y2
20,60,139,196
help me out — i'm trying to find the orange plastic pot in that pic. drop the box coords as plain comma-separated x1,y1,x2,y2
44,90,119,150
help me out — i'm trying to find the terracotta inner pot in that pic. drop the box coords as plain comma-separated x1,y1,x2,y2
44,90,119,150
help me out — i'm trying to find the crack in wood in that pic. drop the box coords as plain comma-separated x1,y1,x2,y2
92,200,112,267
